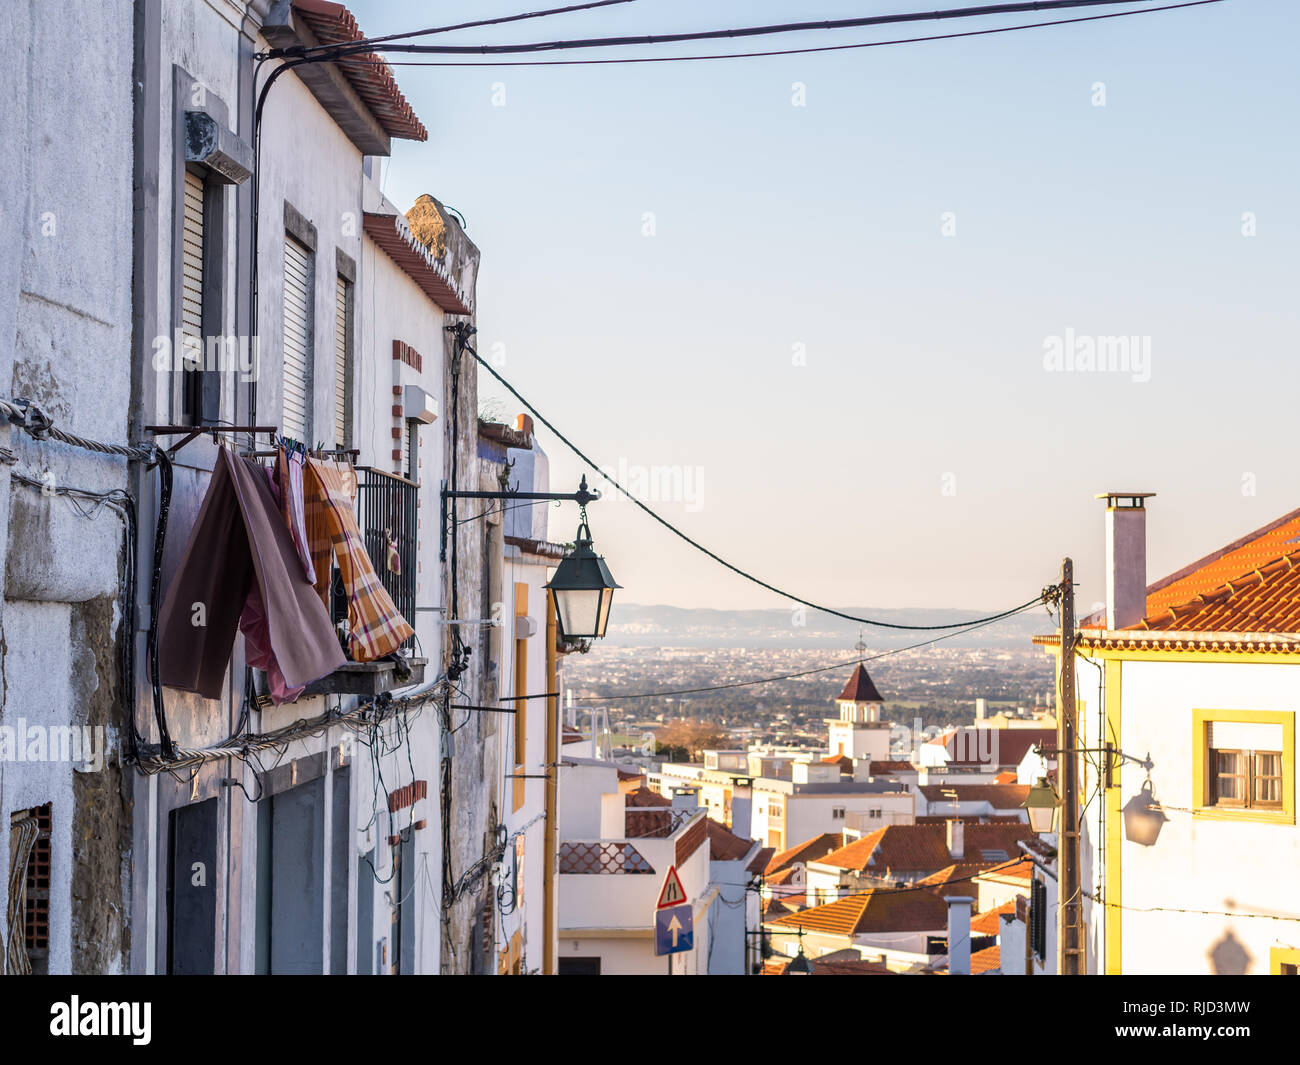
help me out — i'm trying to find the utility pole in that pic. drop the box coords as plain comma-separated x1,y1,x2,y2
1056,558,1083,975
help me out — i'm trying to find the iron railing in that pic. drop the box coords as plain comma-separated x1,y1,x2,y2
331,466,418,653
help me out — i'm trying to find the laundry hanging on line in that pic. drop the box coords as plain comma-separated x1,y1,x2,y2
157,446,346,700
302,457,414,663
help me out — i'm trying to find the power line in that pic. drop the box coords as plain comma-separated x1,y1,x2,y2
472,348,1057,631
290,0,643,55
384,0,1222,67
575,599,1048,702
295,1,1174,60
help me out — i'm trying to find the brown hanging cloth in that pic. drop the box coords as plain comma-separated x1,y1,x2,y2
157,447,346,699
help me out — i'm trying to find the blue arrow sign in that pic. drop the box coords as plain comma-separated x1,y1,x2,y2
654,904,694,956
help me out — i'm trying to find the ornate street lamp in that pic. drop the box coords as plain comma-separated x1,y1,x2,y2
547,505,620,642
1023,776,1060,834
786,927,813,975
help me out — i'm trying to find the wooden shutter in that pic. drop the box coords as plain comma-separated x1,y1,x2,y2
181,171,205,354
333,275,348,448
282,235,311,441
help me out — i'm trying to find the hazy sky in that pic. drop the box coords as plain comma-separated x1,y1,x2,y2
353,0,1298,614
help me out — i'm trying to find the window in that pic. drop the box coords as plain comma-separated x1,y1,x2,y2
181,169,206,422
1193,710,1294,823
870,808,883,819
333,274,351,449
404,420,418,481
8,803,51,975
831,806,845,820
1271,946,1300,975
282,233,313,442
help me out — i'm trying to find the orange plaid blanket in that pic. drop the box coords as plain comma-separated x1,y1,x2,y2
303,459,414,662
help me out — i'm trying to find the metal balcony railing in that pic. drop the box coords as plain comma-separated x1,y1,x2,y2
331,466,418,653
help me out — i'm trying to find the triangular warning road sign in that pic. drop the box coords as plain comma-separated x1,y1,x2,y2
656,865,687,909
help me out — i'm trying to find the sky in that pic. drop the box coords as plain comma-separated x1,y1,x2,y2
350,0,1299,615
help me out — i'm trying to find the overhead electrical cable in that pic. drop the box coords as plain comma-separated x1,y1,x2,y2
382,0,1222,67
275,0,1186,61
288,0,643,54
573,599,1051,702
471,347,1057,631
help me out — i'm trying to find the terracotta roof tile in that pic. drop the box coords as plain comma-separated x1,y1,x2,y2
869,760,916,774
971,901,1017,936
838,663,885,702
290,1,428,141
767,889,949,936
915,862,999,897
748,847,775,875
707,818,756,862
1137,549,1300,634
976,856,1036,884
815,822,1038,876
765,832,846,876
971,944,1002,974
625,787,670,808
918,784,1031,808
1079,507,1300,629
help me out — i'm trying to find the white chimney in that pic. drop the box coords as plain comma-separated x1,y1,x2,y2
671,786,700,813
731,777,753,841
1098,492,1154,629
946,818,965,860
975,698,986,724
946,896,975,976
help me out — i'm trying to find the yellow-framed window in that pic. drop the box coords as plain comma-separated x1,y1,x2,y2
1192,709,1295,824
1270,946,1300,975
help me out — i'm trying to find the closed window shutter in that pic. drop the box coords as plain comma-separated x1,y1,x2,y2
182,171,205,354
334,276,348,448
282,235,311,440
402,420,415,479
1208,721,1284,751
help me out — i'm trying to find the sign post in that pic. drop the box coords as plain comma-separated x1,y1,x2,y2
653,865,694,966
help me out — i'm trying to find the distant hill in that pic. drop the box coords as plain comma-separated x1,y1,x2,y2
601,603,1054,649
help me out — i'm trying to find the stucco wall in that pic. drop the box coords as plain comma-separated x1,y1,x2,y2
1100,658,1300,974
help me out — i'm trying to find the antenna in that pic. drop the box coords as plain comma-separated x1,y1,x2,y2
854,627,867,662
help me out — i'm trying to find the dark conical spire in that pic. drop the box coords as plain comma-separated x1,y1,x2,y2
838,663,884,703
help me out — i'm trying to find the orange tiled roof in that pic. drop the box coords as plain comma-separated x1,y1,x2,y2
815,825,954,875
707,818,756,862
767,889,948,936
290,1,428,141
1137,550,1300,634
765,832,846,876
918,784,1031,808
870,760,916,774
971,944,1001,974
748,846,775,875
915,862,998,897
625,787,671,808
971,901,1017,936
820,754,853,771
813,822,1036,876
993,771,1018,785
976,856,1036,884
1079,506,1300,629
760,956,895,975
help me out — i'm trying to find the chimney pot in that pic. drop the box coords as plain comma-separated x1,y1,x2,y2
1097,491,1155,629
946,818,965,859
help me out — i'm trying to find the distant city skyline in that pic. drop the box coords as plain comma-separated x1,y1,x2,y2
357,0,1299,611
